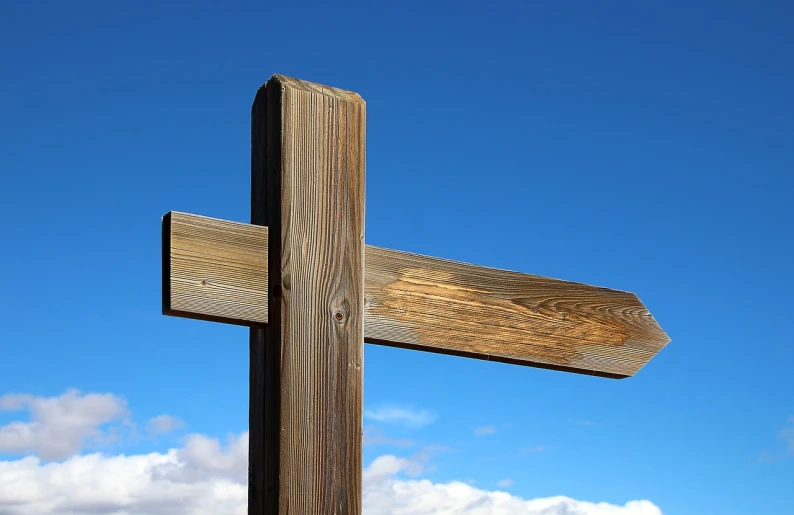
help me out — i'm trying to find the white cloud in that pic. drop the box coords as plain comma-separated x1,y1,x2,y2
496,478,514,488
0,444,662,515
0,447,246,515
473,425,496,436
363,455,427,484
146,415,185,435
365,406,436,428
156,432,248,485
0,391,661,514
362,454,662,515
0,389,129,460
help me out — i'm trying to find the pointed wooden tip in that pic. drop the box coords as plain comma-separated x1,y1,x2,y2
622,296,671,377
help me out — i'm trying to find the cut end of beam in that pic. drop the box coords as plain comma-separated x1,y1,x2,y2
162,211,268,326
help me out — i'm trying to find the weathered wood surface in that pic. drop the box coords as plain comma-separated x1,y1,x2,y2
248,75,365,515
162,211,268,325
159,74,672,515
364,246,669,379
163,212,669,378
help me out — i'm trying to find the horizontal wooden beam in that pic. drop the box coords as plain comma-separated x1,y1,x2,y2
364,246,669,379
163,211,268,325
163,212,669,378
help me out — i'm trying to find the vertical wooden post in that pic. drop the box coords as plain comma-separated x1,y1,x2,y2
249,75,366,514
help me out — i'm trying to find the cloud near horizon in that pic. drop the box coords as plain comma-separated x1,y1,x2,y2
0,442,663,515
0,390,662,514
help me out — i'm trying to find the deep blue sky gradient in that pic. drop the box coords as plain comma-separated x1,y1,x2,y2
1,1,793,514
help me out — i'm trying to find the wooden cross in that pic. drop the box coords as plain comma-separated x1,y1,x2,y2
161,75,669,514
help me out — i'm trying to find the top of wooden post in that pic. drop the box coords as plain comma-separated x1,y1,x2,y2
263,74,366,104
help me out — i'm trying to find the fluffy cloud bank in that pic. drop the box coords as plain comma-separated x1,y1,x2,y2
0,389,129,460
362,455,661,515
0,440,662,515
0,391,662,514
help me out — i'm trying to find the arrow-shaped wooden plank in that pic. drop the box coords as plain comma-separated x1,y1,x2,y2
163,211,669,378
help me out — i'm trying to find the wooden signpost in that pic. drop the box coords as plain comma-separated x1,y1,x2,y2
161,74,670,514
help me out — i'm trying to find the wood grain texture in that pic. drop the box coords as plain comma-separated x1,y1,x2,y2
162,211,267,325
249,75,365,515
364,246,670,379
163,215,669,379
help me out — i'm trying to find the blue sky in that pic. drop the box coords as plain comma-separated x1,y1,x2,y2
1,1,792,513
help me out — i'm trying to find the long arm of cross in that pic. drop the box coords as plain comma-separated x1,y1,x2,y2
163,211,669,379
